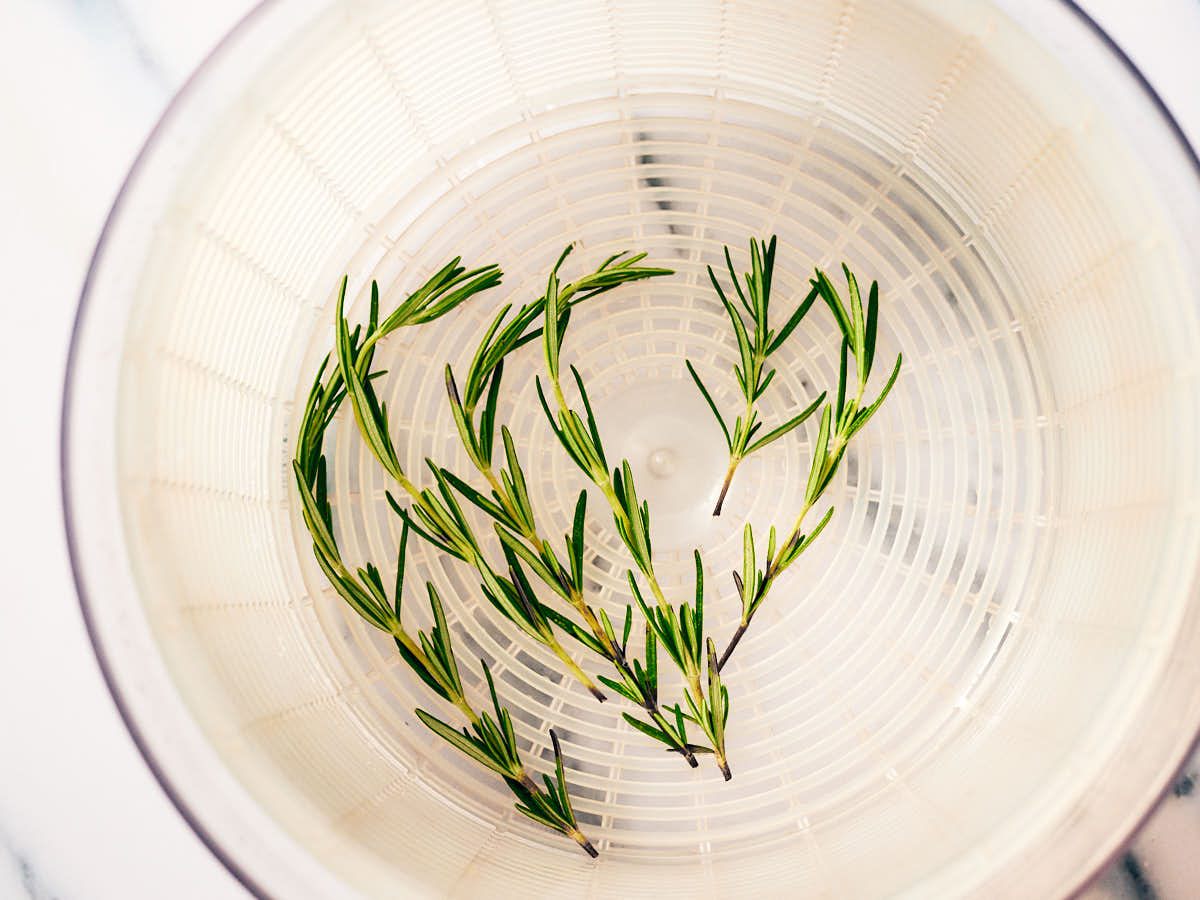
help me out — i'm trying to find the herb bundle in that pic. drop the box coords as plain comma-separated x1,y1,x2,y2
535,248,733,780
718,264,903,669
439,251,710,768
292,238,901,855
687,237,827,515
291,280,596,855
327,272,608,702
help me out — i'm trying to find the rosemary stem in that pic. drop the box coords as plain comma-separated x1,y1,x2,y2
305,266,604,858
779,499,817,577
603,634,699,766
597,478,625,523
380,447,608,699
478,463,509,507
578,603,615,655
545,329,719,769
514,770,600,853
391,627,424,663
716,501,813,672
593,454,721,768
566,593,614,658
738,364,760,446
712,320,766,517
716,622,748,671
551,375,573,423
712,458,739,517
571,829,600,858
394,470,425,506
643,566,676,621
547,634,606,702
454,697,482,729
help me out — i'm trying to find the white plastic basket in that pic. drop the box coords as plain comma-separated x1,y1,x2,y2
64,0,1200,897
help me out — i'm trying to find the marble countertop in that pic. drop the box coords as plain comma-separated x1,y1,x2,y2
1,1,1197,897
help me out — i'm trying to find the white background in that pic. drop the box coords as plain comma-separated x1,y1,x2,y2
0,1,1197,897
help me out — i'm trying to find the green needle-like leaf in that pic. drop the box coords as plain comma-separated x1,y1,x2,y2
394,520,409,620
569,490,587,589
622,713,678,748
644,623,658,694
722,247,751,317
846,353,903,441
767,283,820,355
686,360,732,451
814,269,853,347
745,391,827,454
835,337,850,423
543,266,562,381
844,263,866,384
597,675,642,705
865,279,879,377
439,467,510,526
805,405,832,505
417,709,512,778
541,606,606,657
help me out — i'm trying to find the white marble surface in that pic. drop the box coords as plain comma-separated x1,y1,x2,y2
0,1,1197,897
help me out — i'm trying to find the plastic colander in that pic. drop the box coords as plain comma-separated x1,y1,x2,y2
63,0,1200,897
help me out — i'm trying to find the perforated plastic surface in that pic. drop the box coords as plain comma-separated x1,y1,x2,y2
69,0,1200,897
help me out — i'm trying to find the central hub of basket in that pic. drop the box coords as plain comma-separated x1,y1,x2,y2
592,378,728,550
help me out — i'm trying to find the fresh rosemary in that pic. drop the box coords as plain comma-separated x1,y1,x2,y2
287,243,901,858
536,248,733,780
718,263,902,670
328,270,607,702
688,236,827,515
291,311,596,856
441,250,712,768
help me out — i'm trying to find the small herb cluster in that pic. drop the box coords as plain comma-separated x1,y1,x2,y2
329,273,607,702
442,249,709,768
687,236,826,515
291,274,595,855
535,250,732,778
718,262,903,669
293,239,900,857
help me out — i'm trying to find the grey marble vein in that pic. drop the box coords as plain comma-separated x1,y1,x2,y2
1,828,61,900
68,0,172,90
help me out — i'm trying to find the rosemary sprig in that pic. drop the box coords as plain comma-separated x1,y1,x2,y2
536,249,733,780
442,248,671,654
718,264,902,669
292,347,596,857
329,270,607,702
442,250,708,767
687,236,826,515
